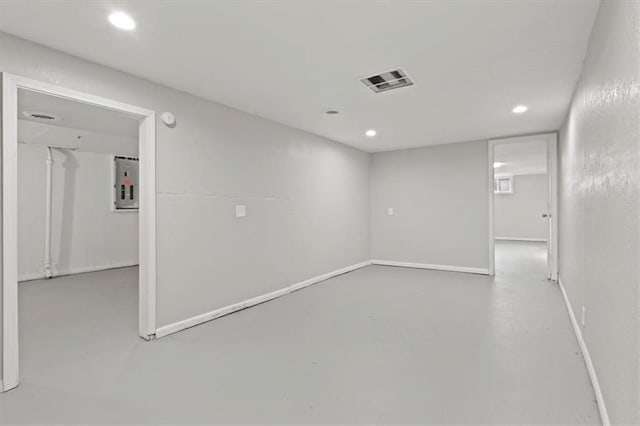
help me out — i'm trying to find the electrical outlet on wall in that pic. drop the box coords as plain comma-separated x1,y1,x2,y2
581,306,586,327
235,205,247,218
387,207,394,216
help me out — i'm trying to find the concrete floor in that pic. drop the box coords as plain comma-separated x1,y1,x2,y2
1,241,600,424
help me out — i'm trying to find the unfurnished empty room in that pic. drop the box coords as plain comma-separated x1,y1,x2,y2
0,1,638,425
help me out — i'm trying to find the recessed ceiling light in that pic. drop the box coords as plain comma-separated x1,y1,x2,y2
512,105,528,114
324,109,340,116
365,129,377,137
493,162,505,168
109,12,136,30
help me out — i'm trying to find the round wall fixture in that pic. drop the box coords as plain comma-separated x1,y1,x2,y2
22,111,61,122
161,112,176,127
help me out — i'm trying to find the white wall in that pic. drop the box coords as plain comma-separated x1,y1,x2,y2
18,143,138,281
370,140,489,270
558,1,640,424
494,173,548,241
0,33,371,335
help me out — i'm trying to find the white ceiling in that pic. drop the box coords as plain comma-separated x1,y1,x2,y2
19,90,139,138
18,120,138,157
0,1,599,152
18,90,138,156
494,139,547,176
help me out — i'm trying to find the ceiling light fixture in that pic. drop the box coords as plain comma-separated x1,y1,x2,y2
324,110,340,116
365,129,377,137
493,162,505,168
512,105,528,114
108,12,136,30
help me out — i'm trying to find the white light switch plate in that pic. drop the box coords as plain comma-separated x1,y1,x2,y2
235,205,247,218
387,208,394,216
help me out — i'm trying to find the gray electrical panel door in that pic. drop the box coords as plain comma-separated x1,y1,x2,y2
114,156,139,210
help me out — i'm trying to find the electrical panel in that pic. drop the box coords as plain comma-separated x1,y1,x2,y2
114,156,139,210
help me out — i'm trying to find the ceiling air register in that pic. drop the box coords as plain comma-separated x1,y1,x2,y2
360,68,414,93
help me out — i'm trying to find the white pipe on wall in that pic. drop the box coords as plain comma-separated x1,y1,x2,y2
44,146,53,279
18,143,80,280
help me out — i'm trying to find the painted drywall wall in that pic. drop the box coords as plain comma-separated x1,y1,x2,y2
494,173,548,241
0,33,371,332
18,143,138,281
558,0,640,424
370,140,488,270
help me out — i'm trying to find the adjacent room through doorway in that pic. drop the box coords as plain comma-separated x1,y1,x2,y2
16,89,141,385
492,137,551,280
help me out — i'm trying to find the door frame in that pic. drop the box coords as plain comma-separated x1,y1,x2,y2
487,132,558,280
1,73,157,392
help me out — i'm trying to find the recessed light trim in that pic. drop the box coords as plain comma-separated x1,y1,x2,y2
109,12,136,30
365,129,377,137
512,105,528,114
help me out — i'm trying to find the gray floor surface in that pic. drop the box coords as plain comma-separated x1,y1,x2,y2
1,241,600,424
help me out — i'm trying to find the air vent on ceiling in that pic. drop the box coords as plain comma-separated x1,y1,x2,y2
22,111,61,122
361,68,414,93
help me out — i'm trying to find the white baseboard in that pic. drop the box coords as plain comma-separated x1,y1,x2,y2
19,262,139,282
558,278,610,426
155,260,372,338
495,237,548,242
371,260,489,275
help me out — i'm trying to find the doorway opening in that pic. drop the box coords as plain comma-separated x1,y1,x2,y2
488,133,558,281
1,73,157,392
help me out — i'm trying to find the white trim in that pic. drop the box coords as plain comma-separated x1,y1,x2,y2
547,135,559,281
18,262,139,283
558,278,610,426
371,260,489,275
487,141,495,276
155,261,372,338
2,72,20,392
1,73,157,392
137,113,156,339
494,237,548,243
6,75,154,117
488,133,558,281
288,262,370,292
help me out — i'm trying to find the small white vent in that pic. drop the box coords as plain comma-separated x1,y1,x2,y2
361,68,414,93
23,111,61,122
